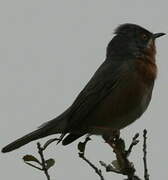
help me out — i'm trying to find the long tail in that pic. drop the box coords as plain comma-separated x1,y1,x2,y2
2,128,52,153
2,109,69,153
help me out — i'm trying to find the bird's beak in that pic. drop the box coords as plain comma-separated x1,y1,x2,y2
153,33,166,39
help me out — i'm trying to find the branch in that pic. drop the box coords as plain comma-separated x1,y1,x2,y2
143,129,150,180
99,160,122,174
37,142,50,180
102,132,141,180
23,138,58,180
79,153,105,180
78,136,105,180
126,133,139,157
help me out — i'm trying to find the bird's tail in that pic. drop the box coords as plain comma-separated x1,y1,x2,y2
2,128,52,153
2,109,69,153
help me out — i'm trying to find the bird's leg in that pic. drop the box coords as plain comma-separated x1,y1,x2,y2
102,129,120,144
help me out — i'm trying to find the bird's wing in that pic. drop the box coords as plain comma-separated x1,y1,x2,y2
66,58,127,130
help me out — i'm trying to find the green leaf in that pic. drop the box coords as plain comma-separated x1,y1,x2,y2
78,142,85,153
23,155,41,165
45,159,55,170
112,160,120,170
78,136,91,153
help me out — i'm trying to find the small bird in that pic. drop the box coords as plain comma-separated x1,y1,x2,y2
2,23,165,153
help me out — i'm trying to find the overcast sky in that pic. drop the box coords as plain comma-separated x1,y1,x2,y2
1,1,168,180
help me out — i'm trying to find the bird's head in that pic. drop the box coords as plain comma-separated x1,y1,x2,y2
106,23,165,58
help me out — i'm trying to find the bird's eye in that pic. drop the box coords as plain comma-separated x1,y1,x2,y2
141,34,148,41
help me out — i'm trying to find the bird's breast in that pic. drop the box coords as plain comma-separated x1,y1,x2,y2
87,62,155,131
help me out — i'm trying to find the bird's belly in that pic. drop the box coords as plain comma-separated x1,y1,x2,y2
87,81,153,132
107,95,149,129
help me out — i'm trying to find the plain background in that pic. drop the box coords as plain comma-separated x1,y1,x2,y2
1,1,167,179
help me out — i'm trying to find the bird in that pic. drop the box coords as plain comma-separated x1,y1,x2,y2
2,23,165,153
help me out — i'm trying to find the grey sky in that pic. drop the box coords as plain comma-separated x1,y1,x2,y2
1,0,167,179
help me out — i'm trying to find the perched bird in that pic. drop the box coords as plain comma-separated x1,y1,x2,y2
2,23,165,153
